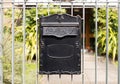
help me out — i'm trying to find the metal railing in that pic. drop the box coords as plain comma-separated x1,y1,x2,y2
0,0,120,84
0,0,3,84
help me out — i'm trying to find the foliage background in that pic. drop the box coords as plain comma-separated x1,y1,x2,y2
3,4,119,84
93,8,118,61
3,5,65,84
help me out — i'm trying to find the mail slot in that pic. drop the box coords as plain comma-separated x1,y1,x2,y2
39,14,82,74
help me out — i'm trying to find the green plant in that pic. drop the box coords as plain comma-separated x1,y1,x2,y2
4,5,66,61
3,5,66,83
97,27,118,61
95,8,118,61
3,32,22,84
3,32,38,84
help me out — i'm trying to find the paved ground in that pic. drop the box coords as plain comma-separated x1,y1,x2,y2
39,52,118,84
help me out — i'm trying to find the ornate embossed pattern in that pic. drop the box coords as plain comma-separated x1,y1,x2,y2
43,27,78,37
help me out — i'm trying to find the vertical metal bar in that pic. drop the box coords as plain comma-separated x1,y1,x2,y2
12,0,15,84
0,0,3,84
71,2,73,16
118,0,120,84
60,0,62,13
47,75,50,84
47,1,50,84
95,0,98,84
82,1,85,84
48,2,50,15
71,2,74,84
22,1,26,84
36,1,38,84
106,1,109,84
59,74,61,84
71,74,73,84
59,1,62,83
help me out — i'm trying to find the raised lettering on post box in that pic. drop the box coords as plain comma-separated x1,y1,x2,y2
39,14,81,74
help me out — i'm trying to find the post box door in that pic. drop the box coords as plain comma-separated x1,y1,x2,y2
39,14,81,74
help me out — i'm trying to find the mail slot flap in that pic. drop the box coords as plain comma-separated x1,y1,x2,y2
41,22,79,27
42,27,78,38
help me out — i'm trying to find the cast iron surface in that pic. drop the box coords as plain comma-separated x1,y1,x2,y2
39,14,81,74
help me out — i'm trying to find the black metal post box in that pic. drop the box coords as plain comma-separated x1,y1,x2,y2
39,14,81,74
